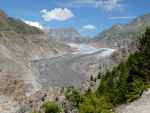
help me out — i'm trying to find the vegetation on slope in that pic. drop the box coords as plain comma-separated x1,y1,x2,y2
0,10,43,34
42,101,61,113
28,27,150,113
79,27,150,113
31,101,61,113
7,18,43,34
32,27,150,113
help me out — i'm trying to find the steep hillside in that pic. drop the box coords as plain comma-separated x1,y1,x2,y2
78,28,150,113
93,13,150,47
0,10,71,113
0,10,43,34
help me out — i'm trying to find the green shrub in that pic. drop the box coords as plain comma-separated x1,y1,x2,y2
97,72,103,79
42,101,61,113
31,110,41,113
80,92,113,113
126,79,144,102
97,62,129,105
65,87,82,108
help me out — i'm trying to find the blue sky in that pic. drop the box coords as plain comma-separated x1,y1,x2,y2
0,0,150,37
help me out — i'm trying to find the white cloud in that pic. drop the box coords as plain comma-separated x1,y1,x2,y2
24,20,43,29
97,0,122,11
40,8,74,21
108,16,136,20
82,24,96,30
61,0,123,11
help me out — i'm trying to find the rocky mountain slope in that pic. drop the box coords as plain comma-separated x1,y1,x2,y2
0,10,115,113
1,9,150,113
48,28,85,43
32,48,115,90
0,10,71,113
0,10,42,34
93,13,150,47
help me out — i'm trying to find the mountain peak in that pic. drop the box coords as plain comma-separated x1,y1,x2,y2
48,28,84,42
0,10,7,18
93,13,150,47
129,13,150,25
0,10,43,34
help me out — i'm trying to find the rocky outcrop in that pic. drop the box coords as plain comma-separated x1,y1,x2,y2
115,89,150,113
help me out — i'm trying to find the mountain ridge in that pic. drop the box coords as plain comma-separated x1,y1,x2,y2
0,10,70,111
0,9,43,34
48,27,86,43
93,13,150,47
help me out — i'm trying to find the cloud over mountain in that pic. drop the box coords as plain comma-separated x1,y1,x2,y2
40,8,74,21
82,24,96,30
24,20,43,29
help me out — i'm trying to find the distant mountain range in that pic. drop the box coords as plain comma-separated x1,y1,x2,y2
48,28,86,43
0,10,86,43
93,13,150,47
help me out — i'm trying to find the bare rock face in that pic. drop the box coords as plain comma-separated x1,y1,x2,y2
48,28,85,43
0,96,20,113
0,75,28,113
115,89,150,113
0,33,70,112
0,10,71,113
0,75,27,100
32,48,115,90
0,32,70,91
